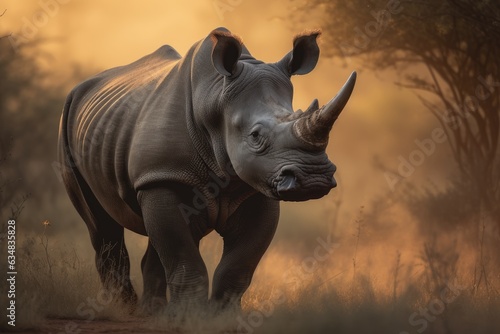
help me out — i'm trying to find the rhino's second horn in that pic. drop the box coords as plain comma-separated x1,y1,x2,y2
293,71,357,149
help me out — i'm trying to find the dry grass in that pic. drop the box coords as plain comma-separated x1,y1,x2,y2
1,211,499,334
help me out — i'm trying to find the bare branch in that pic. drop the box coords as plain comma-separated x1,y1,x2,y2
0,9,12,39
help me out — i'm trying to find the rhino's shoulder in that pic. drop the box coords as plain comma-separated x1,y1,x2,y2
153,45,182,60
73,45,180,91
128,45,181,68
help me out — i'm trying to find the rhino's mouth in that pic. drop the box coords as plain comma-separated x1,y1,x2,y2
271,163,337,202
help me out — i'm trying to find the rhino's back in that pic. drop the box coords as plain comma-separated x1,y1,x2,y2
64,44,200,233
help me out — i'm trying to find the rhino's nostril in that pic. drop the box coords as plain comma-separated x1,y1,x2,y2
280,171,296,190
281,168,295,178
277,168,298,194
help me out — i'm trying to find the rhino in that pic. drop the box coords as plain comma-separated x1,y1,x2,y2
58,27,356,312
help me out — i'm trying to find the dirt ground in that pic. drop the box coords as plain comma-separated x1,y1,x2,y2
5,317,176,334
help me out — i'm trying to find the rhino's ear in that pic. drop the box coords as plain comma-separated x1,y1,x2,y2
211,30,243,76
286,30,321,76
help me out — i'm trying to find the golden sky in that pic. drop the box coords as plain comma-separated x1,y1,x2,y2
3,1,307,70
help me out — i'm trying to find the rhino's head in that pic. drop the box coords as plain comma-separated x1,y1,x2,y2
208,29,356,202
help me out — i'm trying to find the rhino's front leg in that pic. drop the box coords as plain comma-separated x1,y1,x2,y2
138,187,209,307
212,193,279,309
139,241,167,314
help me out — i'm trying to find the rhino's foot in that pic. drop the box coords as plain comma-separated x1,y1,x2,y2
138,296,168,316
124,294,139,315
209,298,242,316
106,288,137,315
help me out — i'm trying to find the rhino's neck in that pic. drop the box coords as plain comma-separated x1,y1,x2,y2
182,37,234,183
174,36,259,226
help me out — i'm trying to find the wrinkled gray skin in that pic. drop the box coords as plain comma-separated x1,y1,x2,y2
58,27,356,313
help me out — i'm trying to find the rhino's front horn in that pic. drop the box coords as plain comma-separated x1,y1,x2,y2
293,71,357,149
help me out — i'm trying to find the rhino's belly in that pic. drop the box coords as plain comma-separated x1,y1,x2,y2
89,179,147,235
108,203,146,235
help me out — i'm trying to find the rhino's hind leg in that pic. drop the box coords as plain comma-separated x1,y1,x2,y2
139,241,167,314
90,219,138,308
59,161,138,307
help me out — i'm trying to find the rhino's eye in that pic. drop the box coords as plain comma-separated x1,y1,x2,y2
247,128,268,153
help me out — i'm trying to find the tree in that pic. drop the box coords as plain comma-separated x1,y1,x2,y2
0,15,70,221
298,0,500,229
